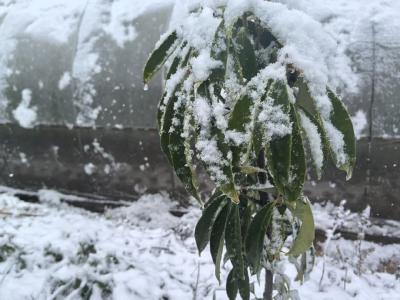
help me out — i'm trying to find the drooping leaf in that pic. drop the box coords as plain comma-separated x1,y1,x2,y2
246,14,283,48
245,202,274,274
294,77,318,117
240,199,254,242
287,197,315,257
195,196,228,254
238,268,250,300
298,107,330,179
159,85,182,164
326,88,356,179
246,16,282,67
210,201,231,282
284,104,306,202
144,30,180,84
197,82,239,204
204,189,223,209
169,92,200,200
159,46,194,164
228,94,253,165
240,166,268,174
208,23,237,200
232,26,257,82
210,20,228,84
252,79,273,156
157,49,182,129
156,44,191,129
296,77,356,178
166,43,189,80
226,269,238,300
228,94,252,133
217,135,239,204
265,81,292,195
225,204,244,279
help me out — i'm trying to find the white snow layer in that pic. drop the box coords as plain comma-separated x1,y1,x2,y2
167,0,360,171
352,110,368,140
0,190,399,300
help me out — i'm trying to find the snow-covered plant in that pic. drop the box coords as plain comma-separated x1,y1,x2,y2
319,200,350,291
144,1,356,299
355,205,371,275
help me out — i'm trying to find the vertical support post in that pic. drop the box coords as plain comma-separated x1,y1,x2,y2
365,22,377,202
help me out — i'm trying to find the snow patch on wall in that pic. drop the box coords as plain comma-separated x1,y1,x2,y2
352,110,367,140
12,89,37,128
58,72,72,90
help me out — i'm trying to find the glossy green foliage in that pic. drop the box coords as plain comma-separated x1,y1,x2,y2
287,197,315,257
245,202,274,275
145,8,356,300
143,30,179,85
210,201,231,282
195,195,228,254
327,88,357,179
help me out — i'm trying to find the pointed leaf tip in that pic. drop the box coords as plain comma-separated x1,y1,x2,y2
195,196,228,254
143,30,179,84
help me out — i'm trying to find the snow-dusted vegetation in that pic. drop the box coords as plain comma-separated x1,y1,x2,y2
143,0,359,298
0,190,399,299
0,0,399,299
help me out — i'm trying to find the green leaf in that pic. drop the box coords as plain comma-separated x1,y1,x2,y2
240,166,268,174
225,204,244,279
249,20,282,49
228,94,253,133
204,189,223,209
159,47,194,164
157,45,192,130
160,90,179,164
226,269,238,300
297,107,330,180
195,196,228,254
194,24,235,202
228,94,253,165
197,82,239,204
246,17,282,67
210,201,231,283
287,197,315,257
240,198,253,242
168,93,200,200
238,268,250,300
284,104,306,202
326,88,356,179
252,79,273,156
245,202,274,275
265,81,292,195
144,30,179,84
232,26,257,82
294,77,318,117
210,20,228,83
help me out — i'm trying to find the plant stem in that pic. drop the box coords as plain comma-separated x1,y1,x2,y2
263,269,273,300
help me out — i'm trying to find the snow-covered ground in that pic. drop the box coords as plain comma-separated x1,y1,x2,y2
0,190,399,300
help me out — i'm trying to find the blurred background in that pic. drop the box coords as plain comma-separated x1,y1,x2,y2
0,0,399,219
